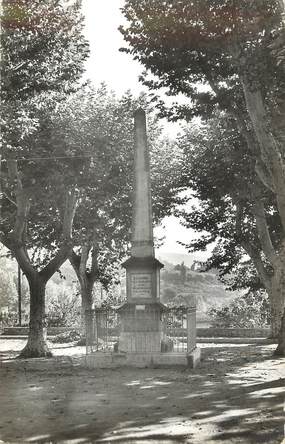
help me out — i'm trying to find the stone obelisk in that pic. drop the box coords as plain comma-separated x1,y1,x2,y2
131,108,154,258
118,109,165,354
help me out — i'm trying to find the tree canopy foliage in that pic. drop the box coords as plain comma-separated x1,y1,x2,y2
1,0,89,153
0,0,89,357
209,290,270,329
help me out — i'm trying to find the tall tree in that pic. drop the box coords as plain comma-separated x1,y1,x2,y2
177,116,284,338
121,0,285,355
0,0,89,357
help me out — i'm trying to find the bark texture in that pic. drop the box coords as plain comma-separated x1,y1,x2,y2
241,81,285,352
274,307,285,356
270,269,285,338
19,275,52,358
70,245,98,343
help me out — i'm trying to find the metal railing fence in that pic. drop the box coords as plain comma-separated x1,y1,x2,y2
86,305,196,354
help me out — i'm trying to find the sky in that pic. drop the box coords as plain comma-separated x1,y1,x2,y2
81,1,209,260
82,0,145,95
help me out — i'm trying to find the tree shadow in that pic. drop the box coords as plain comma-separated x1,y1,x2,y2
0,344,283,443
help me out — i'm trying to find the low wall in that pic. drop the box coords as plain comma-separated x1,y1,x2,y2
2,327,74,336
2,326,271,338
197,327,270,338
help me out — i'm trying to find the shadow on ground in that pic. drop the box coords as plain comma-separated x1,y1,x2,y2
0,343,284,443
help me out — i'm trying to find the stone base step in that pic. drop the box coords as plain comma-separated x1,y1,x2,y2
85,348,201,369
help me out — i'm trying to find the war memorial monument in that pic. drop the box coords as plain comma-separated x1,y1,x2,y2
85,109,200,368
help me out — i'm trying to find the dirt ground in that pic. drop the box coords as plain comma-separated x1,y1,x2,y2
0,340,284,444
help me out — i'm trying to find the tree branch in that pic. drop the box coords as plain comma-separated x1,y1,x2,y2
62,189,78,239
13,246,37,278
2,191,17,206
241,82,285,230
255,159,275,193
234,201,244,240
39,241,73,283
6,160,31,243
250,190,277,266
234,200,271,290
0,233,35,277
240,240,271,291
197,57,259,159
79,243,90,278
90,244,99,277
69,249,81,279
39,189,78,282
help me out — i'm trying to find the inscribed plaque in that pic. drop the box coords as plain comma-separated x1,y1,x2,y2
131,274,152,298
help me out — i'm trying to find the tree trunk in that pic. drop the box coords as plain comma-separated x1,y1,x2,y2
269,281,285,338
80,280,94,339
269,249,285,338
69,247,98,345
3,186,77,359
19,274,52,358
242,83,285,230
274,307,285,356
240,241,281,338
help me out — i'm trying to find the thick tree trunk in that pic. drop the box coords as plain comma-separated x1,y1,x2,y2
69,247,98,345
269,277,285,338
269,248,285,338
80,280,94,338
247,194,285,338
240,241,281,338
242,83,285,229
1,181,77,359
274,307,285,356
19,274,52,358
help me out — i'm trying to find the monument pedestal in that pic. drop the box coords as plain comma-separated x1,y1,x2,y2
117,302,167,353
85,349,201,369
118,331,163,353
118,256,167,353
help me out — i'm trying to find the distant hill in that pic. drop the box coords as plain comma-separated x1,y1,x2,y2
157,252,195,267
160,261,239,321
